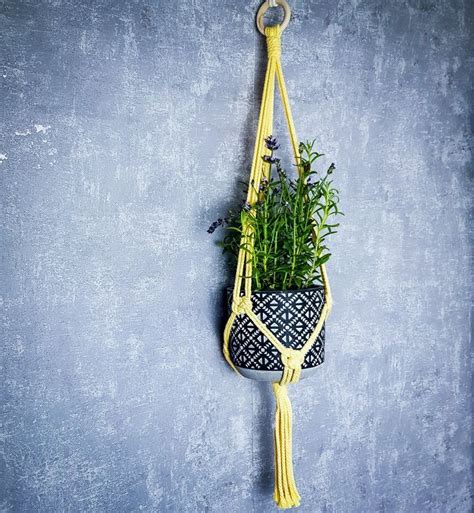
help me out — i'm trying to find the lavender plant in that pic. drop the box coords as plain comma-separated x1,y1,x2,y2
209,137,342,291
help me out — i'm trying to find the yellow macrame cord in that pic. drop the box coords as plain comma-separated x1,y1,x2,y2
223,26,333,509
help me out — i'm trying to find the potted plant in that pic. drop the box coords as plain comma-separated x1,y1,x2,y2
209,136,342,381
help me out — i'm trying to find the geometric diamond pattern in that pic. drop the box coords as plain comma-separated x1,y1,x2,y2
227,287,325,371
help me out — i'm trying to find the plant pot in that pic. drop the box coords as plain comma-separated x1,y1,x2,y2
227,286,325,381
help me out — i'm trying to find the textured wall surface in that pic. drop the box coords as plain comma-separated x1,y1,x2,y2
1,1,472,512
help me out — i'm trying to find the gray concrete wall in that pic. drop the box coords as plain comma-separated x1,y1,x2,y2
1,1,472,511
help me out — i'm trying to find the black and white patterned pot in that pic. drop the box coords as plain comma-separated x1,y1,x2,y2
227,286,325,381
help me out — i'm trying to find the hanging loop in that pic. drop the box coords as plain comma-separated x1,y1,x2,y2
256,0,291,36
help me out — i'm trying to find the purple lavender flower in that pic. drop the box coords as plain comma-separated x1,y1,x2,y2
207,217,226,234
264,135,280,151
262,155,280,165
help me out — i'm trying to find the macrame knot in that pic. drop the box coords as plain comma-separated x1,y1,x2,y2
281,349,305,370
232,296,252,315
265,25,282,59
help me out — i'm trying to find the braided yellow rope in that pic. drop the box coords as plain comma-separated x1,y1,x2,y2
223,25,333,509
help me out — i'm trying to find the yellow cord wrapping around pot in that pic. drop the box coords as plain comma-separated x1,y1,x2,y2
223,25,333,509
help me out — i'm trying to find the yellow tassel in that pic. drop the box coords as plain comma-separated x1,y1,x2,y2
272,382,301,509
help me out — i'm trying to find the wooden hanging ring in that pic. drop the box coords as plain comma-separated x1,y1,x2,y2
256,0,291,36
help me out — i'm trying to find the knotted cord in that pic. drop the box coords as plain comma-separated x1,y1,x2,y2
223,24,333,509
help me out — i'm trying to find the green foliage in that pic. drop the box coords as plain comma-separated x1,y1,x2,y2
210,139,342,291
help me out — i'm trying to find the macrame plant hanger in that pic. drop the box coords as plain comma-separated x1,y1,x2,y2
223,0,333,509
